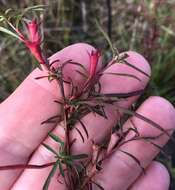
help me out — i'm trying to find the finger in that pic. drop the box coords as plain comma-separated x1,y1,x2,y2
0,43,95,151
70,51,151,155
12,125,66,190
12,51,151,189
129,161,170,190
0,43,96,189
93,96,175,190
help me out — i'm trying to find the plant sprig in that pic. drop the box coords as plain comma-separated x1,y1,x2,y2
0,7,173,190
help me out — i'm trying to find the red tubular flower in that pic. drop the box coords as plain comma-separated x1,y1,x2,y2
26,19,40,43
15,19,46,65
82,50,101,90
89,50,101,78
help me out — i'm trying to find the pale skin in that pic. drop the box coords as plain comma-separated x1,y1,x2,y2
0,43,174,190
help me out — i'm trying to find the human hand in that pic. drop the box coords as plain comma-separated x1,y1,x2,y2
0,43,174,190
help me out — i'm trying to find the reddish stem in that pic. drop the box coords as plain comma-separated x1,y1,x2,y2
0,162,55,170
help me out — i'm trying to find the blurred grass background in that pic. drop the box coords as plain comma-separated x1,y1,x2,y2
0,0,175,189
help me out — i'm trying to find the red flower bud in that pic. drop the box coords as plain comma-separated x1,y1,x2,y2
89,50,101,78
83,50,101,90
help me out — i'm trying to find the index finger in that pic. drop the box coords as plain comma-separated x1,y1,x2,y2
0,43,95,154
0,43,96,188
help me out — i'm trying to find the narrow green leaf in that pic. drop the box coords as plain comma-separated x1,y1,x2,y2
43,160,59,190
75,127,85,143
119,149,145,174
70,154,88,160
116,106,174,141
15,15,23,29
41,115,61,125
48,132,64,147
75,70,88,79
91,180,104,190
161,25,175,36
86,104,108,119
77,119,89,139
62,60,87,73
42,143,58,156
72,164,81,184
93,89,144,99
102,72,141,82
145,140,170,160
123,60,150,78
58,161,65,177
65,159,73,166
0,26,20,39
97,106,108,119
